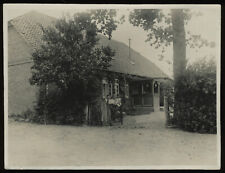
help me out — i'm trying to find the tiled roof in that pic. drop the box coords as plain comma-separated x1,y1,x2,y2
98,35,168,79
8,11,168,79
9,11,56,50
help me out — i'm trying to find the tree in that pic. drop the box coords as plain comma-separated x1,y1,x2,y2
129,9,213,80
129,9,215,124
171,9,186,81
30,11,116,124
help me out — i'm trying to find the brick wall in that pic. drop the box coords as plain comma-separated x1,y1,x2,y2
8,26,38,115
8,26,33,64
8,63,39,115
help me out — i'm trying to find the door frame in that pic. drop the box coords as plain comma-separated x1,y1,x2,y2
153,80,160,111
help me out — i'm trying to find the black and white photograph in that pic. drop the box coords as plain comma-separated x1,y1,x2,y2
3,4,221,169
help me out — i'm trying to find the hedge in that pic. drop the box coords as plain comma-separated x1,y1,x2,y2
175,59,217,133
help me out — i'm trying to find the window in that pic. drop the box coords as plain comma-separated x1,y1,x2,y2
131,82,142,95
143,82,152,94
114,83,119,97
108,82,113,97
108,79,120,98
102,78,108,99
114,79,119,97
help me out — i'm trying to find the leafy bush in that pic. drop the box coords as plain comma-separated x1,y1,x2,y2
9,109,36,122
29,13,116,125
162,80,176,126
174,59,217,133
31,77,102,125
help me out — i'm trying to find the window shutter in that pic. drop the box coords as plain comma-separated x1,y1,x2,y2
114,79,119,97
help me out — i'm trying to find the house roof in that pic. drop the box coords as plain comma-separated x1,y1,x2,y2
8,11,56,50
8,11,168,79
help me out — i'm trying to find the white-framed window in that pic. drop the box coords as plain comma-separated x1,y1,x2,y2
102,78,108,99
107,79,120,98
108,82,113,97
114,79,119,97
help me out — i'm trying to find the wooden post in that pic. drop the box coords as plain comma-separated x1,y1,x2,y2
107,98,111,125
43,83,48,125
84,104,89,125
43,110,47,125
88,104,91,125
141,83,144,106
159,82,160,108
152,80,154,111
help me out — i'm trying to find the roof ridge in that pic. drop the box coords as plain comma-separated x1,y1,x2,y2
10,10,56,21
99,36,168,78
8,11,169,79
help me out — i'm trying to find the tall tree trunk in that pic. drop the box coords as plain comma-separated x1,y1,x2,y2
171,9,186,124
171,9,186,80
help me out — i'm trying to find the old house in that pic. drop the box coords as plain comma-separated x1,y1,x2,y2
8,11,169,125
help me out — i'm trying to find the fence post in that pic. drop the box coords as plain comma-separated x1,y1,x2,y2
43,83,48,125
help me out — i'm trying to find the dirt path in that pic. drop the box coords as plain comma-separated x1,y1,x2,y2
6,112,219,169
122,111,166,129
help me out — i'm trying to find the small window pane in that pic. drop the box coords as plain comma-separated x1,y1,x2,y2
143,82,152,94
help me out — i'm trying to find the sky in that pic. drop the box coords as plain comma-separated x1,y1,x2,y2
4,4,221,78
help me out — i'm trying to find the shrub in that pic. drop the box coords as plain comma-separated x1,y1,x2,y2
29,12,115,126
162,80,176,126
9,109,36,122
30,77,103,125
174,59,217,133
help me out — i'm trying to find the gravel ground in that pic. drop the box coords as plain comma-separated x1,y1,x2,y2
6,112,219,169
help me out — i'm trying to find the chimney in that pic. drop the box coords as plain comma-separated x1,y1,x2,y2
128,38,135,65
128,38,131,60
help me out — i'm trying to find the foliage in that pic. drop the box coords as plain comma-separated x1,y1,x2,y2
173,59,216,133
30,12,115,88
129,9,214,58
110,104,123,123
32,77,103,125
106,72,134,115
129,9,216,124
129,9,173,50
9,109,36,122
29,12,116,125
161,80,175,126
90,9,124,40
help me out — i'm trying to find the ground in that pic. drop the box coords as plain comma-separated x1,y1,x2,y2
6,112,219,169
